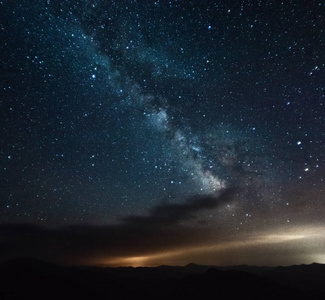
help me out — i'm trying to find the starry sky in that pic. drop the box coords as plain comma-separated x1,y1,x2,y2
1,0,325,267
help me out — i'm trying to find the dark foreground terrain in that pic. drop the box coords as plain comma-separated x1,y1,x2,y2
0,258,324,299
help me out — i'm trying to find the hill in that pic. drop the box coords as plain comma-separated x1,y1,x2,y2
0,258,324,299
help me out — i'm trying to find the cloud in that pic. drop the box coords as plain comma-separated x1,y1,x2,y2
123,188,237,226
0,189,237,265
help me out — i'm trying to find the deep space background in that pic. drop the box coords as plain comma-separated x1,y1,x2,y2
1,0,325,267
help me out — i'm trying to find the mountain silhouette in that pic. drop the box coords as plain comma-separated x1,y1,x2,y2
0,258,324,299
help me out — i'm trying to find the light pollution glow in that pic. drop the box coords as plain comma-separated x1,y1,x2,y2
94,226,325,268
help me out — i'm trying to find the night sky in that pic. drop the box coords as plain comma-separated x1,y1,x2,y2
1,0,325,267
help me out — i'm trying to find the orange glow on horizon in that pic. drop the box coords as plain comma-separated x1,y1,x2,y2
91,225,325,268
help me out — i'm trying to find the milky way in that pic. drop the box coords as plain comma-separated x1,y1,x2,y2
1,0,325,266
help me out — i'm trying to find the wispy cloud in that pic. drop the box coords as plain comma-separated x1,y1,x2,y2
124,188,237,226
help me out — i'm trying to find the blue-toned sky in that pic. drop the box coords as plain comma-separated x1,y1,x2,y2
1,0,325,267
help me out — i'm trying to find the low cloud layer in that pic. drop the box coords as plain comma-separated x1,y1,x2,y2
0,189,237,265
